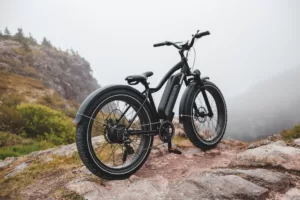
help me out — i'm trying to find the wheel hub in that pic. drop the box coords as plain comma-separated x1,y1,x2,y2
105,124,126,144
197,106,207,123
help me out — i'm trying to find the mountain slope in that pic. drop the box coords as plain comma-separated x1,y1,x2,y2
0,39,99,103
226,66,300,141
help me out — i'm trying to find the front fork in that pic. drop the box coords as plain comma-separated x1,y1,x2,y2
191,69,213,118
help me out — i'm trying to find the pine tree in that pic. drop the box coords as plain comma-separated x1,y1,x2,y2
0,30,2,37
42,37,52,48
4,27,10,35
15,28,24,41
28,33,37,45
70,48,75,55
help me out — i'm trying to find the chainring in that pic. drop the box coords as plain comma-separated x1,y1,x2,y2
159,120,175,143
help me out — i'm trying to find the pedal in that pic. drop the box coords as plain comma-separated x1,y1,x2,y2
169,148,182,154
167,135,182,154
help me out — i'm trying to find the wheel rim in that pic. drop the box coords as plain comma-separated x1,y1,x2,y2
87,95,151,172
191,86,225,143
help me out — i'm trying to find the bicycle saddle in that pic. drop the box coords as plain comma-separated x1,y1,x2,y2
125,71,153,85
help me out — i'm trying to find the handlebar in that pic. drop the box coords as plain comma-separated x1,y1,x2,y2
153,30,210,50
153,41,182,49
153,42,166,47
195,31,210,38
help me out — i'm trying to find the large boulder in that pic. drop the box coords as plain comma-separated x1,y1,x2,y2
211,168,292,192
231,141,300,171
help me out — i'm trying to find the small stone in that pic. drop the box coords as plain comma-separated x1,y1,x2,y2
150,149,162,158
43,157,54,163
0,157,17,169
205,149,221,156
293,138,300,147
129,175,140,183
78,166,92,175
5,162,28,178
183,153,194,159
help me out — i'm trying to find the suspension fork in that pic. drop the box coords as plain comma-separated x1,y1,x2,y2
193,70,213,118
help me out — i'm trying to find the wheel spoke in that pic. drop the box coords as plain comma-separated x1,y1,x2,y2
88,98,150,170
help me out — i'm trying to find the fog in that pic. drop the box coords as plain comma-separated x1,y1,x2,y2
1,0,300,140
226,66,300,141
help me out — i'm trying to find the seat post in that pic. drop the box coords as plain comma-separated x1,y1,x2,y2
141,79,150,90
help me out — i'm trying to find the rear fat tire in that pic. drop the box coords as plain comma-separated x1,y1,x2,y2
76,88,154,180
182,81,227,150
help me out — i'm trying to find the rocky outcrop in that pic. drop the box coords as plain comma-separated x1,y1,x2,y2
2,138,300,199
0,39,99,102
231,140,300,171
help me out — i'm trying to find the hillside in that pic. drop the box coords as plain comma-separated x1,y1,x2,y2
0,29,100,159
0,38,99,103
226,66,300,141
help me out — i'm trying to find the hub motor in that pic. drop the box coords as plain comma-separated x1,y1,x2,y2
104,124,126,144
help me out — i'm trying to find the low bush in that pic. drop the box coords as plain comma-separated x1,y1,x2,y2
0,106,24,134
0,131,24,147
281,124,300,141
1,93,25,107
36,93,65,110
16,103,75,145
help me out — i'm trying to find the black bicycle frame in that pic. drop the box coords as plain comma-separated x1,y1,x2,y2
124,50,212,136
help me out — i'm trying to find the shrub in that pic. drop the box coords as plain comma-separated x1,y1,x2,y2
0,131,23,147
16,103,75,145
37,93,65,110
0,106,24,134
1,93,25,107
63,107,77,118
281,124,300,141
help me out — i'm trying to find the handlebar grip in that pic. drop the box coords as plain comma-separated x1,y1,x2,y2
153,42,166,47
195,31,210,39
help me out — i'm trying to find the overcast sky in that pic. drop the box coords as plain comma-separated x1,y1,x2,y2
1,0,299,106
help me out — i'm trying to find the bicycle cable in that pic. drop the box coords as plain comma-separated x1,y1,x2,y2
191,46,196,71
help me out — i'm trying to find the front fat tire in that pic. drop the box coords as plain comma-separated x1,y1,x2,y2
76,89,154,180
183,81,227,151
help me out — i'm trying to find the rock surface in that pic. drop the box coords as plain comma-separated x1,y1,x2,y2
0,157,17,169
1,138,300,200
280,188,300,200
5,162,28,178
212,168,292,192
231,140,300,171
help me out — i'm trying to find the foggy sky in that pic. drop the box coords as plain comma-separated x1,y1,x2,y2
1,0,300,107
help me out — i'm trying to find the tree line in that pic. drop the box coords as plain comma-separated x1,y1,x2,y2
0,27,79,56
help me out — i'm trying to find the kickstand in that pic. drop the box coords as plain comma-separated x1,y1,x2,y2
167,135,182,154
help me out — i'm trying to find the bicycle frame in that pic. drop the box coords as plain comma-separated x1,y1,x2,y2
124,50,213,136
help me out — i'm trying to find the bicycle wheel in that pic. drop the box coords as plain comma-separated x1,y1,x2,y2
182,81,227,150
76,88,154,180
